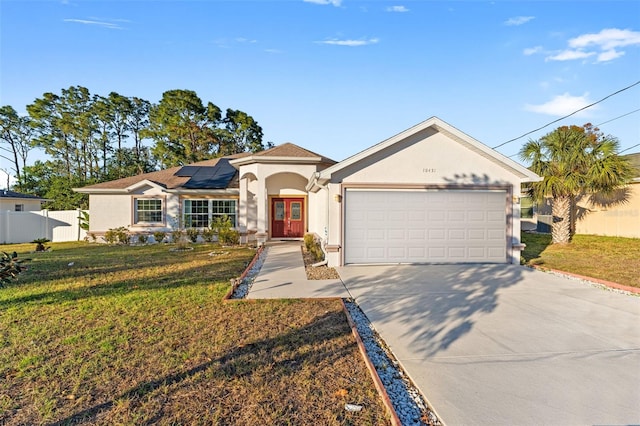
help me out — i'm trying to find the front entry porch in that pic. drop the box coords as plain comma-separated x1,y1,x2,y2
271,197,305,238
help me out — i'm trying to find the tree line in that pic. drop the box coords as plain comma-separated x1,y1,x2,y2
0,87,271,209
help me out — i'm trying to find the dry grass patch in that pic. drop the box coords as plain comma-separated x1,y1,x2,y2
0,242,389,425
522,233,640,288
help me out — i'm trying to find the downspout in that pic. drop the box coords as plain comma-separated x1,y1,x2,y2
310,172,329,267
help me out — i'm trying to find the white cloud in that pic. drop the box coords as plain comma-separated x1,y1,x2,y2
525,93,596,116
569,28,640,50
386,6,409,13
523,46,543,55
317,38,379,47
545,49,596,61
544,28,640,63
63,18,122,29
303,0,342,6
265,49,283,54
598,49,625,62
504,16,534,26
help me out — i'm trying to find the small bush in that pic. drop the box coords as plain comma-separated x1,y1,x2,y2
304,234,315,252
105,227,130,245
137,234,148,244
0,251,30,288
32,238,50,252
304,234,324,262
171,228,185,244
186,228,200,243
153,231,166,243
202,227,216,243
219,228,240,246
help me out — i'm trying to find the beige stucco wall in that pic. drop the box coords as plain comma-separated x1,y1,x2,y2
324,130,525,266
266,173,308,195
338,131,522,186
575,183,640,238
0,199,42,212
89,185,181,233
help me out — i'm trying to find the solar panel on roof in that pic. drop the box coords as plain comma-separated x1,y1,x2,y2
182,158,237,189
174,166,200,177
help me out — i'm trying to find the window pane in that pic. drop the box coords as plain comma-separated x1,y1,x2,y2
184,200,209,228
136,199,162,223
211,199,237,227
274,201,284,220
291,202,301,220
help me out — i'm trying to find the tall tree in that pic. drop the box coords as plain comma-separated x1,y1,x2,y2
219,108,267,155
27,86,98,182
520,124,633,244
0,105,34,185
146,90,222,167
127,97,152,174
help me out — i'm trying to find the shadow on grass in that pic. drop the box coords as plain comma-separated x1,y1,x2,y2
521,232,552,264
0,246,254,307
49,311,353,425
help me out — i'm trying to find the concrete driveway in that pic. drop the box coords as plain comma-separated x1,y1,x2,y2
337,264,640,425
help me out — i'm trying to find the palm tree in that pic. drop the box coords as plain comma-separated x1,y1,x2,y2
520,124,633,244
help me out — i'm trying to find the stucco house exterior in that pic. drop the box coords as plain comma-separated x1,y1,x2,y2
0,190,47,212
573,152,640,238
76,117,541,266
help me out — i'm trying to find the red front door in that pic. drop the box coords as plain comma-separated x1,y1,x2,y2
271,198,305,238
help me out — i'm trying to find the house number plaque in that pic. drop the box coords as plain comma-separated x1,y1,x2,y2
422,168,437,173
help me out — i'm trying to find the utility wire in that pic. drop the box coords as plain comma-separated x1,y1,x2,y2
620,143,640,154
596,108,640,127
492,79,640,149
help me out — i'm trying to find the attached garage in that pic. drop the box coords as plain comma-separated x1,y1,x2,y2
344,189,508,264
306,117,542,267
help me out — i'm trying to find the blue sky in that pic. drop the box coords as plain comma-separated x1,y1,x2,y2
1,0,639,176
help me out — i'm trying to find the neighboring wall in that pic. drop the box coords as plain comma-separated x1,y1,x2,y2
0,210,87,244
575,183,640,238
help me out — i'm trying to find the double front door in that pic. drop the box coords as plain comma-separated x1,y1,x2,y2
271,198,304,238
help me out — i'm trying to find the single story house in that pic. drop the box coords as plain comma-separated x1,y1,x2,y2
548,152,639,238
75,117,541,266
0,190,47,212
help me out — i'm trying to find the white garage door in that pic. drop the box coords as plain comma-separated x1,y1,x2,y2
344,189,507,264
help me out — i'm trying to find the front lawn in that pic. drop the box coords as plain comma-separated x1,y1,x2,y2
521,233,640,288
0,242,389,425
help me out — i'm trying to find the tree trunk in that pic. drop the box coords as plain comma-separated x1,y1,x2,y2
552,195,571,244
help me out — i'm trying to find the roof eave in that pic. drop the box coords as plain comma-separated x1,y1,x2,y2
230,156,323,167
317,116,542,183
166,188,239,195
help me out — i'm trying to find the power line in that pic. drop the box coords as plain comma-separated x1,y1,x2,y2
620,143,640,154
596,108,640,127
492,79,640,149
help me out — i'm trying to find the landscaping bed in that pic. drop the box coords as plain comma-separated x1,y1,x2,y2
302,246,340,280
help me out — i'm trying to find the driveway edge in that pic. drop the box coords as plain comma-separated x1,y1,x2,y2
341,299,403,426
531,265,640,295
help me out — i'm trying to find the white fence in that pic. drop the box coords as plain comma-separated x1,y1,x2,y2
0,209,87,244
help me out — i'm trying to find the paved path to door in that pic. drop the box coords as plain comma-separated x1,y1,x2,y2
337,264,640,425
246,241,350,299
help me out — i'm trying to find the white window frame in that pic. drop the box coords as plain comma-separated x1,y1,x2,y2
183,199,237,228
15,204,24,212
134,198,164,225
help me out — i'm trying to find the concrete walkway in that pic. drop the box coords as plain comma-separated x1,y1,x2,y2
246,241,351,299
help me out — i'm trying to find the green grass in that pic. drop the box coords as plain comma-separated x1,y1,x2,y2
0,242,390,425
521,233,640,288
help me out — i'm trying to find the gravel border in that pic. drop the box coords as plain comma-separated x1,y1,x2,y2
230,247,440,425
229,246,269,299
